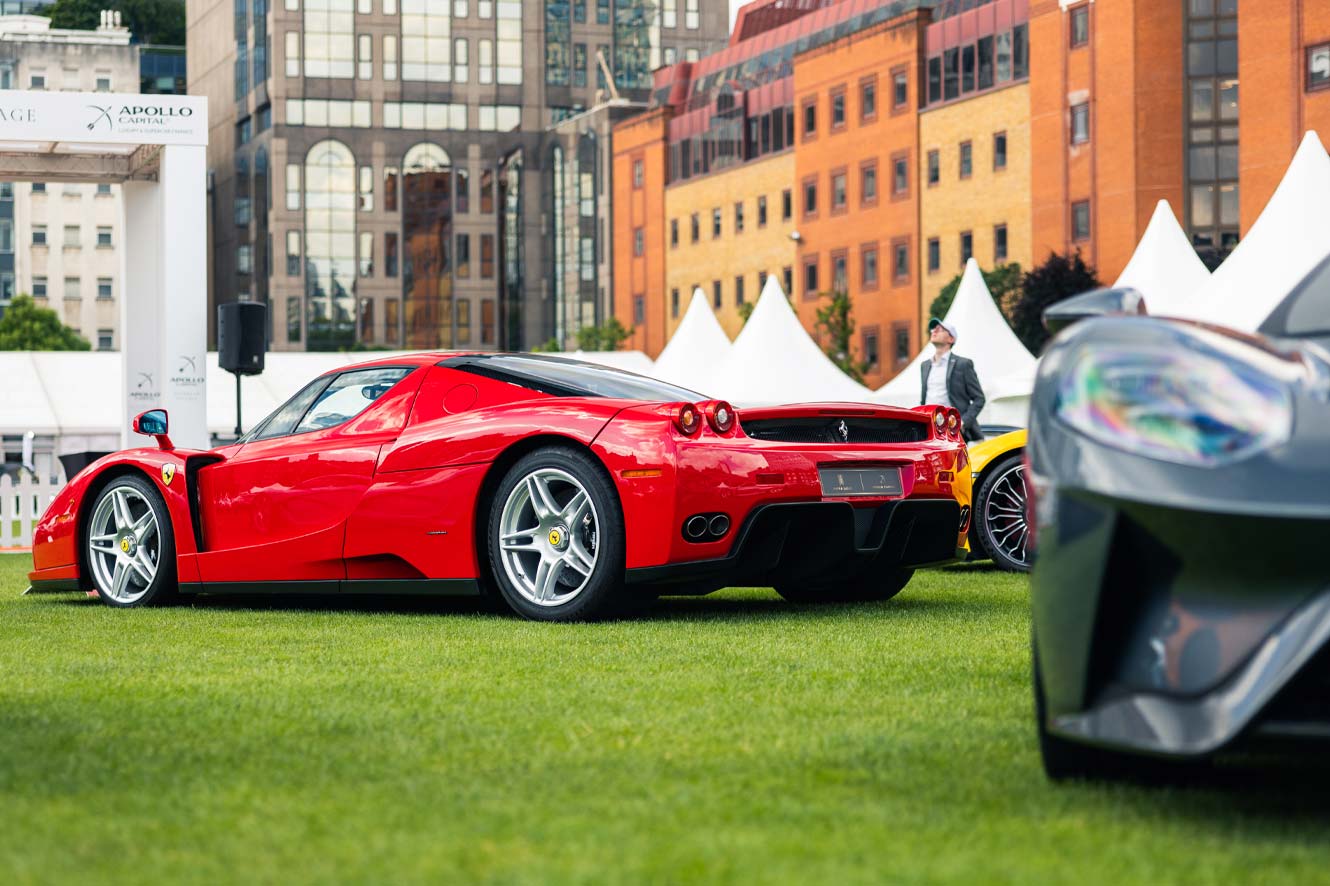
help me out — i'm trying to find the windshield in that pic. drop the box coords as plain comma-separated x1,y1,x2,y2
441,354,707,401
1276,255,1330,338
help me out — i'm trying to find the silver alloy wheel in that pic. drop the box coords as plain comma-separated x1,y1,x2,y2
984,461,1030,568
498,467,600,607
87,484,161,604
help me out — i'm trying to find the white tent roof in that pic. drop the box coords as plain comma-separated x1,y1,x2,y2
1174,131,1330,331
1113,200,1212,316
0,353,60,434
567,349,655,376
873,258,1035,410
649,288,733,395
710,276,874,405
30,352,120,435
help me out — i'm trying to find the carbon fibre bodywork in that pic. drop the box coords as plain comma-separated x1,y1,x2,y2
1027,255,1330,761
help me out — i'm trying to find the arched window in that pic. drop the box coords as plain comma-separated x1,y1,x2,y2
304,139,356,349
401,142,453,348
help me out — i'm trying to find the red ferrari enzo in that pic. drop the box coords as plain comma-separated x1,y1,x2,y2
27,353,972,621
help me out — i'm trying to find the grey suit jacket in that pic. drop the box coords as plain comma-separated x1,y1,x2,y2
920,353,986,441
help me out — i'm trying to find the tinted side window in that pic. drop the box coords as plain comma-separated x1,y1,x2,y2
1283,258,1330,336
252,377,333,440
294,367,413,433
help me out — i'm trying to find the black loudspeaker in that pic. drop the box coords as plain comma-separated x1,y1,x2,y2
218,301,267,375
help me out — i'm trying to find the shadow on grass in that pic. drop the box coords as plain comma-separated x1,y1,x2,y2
40,585,1013,623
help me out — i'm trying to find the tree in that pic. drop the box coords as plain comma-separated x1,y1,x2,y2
737,301,755,325
813,290,867,384
43,0,186,46
0,295,92,351
575,317,634,352
928,262,1024,322
1008,251,1102,354
531,337,562,353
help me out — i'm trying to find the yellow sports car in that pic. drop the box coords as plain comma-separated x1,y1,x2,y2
968,429,1030,572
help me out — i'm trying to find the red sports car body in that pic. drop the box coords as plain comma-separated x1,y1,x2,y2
28,353,972,620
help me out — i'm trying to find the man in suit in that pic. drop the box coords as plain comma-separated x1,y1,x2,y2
919,318,986,441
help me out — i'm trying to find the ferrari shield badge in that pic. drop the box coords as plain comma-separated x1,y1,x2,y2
161,463,176,486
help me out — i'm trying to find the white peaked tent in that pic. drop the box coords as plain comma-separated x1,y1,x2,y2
649,288,733,393
873,258,1035,426
710,276,874,404
568,349,655,375
1175,131,1330,331
1113,200,1212,316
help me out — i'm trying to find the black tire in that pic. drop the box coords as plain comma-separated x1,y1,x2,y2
84,473,177,608
775,567,914,604
1034,640,1134,782
974,453,1032,573
486,447,628,622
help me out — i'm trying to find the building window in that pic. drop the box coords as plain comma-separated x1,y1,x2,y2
480,233,495,278
861,244,878,289
861,76,877,121
1072,200,1091,241
358,33,373,80
97,278,113,299
802,98,816,139
892,67,908,111
386,232,400,277
455,168,469,213
96,226,112,247
712,279,722,308
30,74,44,89
711,207,721,238
631,159,645,189
690,213,699,242
831,171,847,212
994,224,1008,262
830,88,846,129
1311,44,1330,91
803,177,817,217
861,161,877,205
803,256,819,298
831,251,848,293
1071,103,1090,144
64,225,81,248
993,131,1008,171
734,201,744,234
960,231,973,265
927,150,939,186
927,237,940,272
456,233,470,277
670,218,678,248
670,288,679,317
32,276,47,297
357,229,374,275
385,298,400,344
892,238,910,283
32,182,46,194
894,325,910,364
286,230,301,275
286,163,301,210
237,244,252,274
383,34,397,79
633,226,644,256
757,195,768,227
959,141,973,179
734,275,745,305
97,329,113,351
63,276,80,299
781,189,792,221
863,328,880,372
32,225,46,246
630,293,644,325
782,265,793,297
304,0,355,78
1070,5,1090,48
892,154,909,197
287,298,301,343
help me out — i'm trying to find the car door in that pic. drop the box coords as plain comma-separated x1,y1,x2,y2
195,366,420,585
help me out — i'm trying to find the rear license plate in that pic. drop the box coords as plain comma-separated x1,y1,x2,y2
818,466,903,497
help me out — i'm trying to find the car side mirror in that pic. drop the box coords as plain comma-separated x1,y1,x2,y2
132,409,173,450
1042,287,1148,336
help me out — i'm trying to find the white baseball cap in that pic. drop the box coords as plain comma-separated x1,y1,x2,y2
928,317,958,342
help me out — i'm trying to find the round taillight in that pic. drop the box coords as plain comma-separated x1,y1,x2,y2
708,400,736,434
933,408,947,434
674,402,702,436
947,410,960,439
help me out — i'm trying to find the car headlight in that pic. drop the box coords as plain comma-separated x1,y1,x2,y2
1054,342,1294,466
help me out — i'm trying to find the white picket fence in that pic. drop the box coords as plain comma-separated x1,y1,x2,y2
0,475,63,549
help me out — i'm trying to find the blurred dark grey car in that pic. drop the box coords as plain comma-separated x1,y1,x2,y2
1027,254,1330,780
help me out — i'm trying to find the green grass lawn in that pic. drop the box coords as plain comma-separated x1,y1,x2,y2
2,553,1328,884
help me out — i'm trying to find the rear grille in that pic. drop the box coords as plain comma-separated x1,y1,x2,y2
742,417,928,445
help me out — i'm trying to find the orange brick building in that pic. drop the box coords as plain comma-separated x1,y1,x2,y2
793,10,930,388
613,0,1330,376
